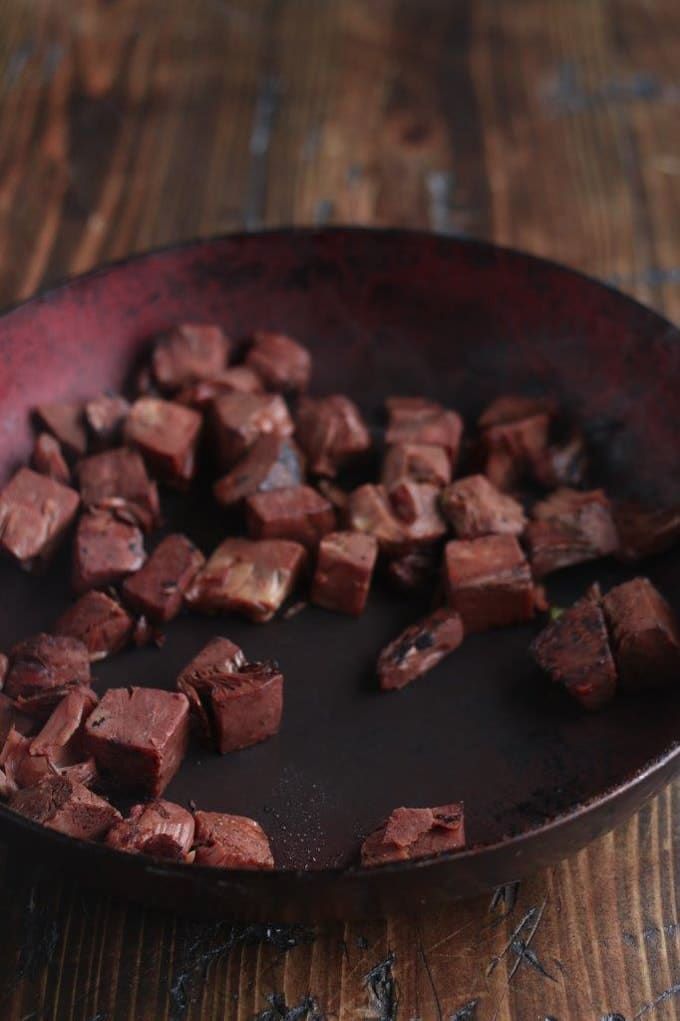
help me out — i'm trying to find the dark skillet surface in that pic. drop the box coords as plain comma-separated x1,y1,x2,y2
0,229,678,912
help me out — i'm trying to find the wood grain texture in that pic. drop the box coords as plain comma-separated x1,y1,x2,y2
0,0,678,1018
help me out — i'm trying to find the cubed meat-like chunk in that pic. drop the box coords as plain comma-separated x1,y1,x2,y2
479,395,555,491
245,331,311,393
532,585,617,709
186,538,306,622
192,810,274,869
59,758,99,787
525,488,619,579
533,486,617,528
35,402,87,457
4,724,78,790
361,803,465,867
54,590,134,662
377,608,464,691
125,398,202,488
9,775,119,840
245,485,335,549
0,693,36,746
72,511,146,594
382,443,451,492
445,534,535,633
348,483,446,556
84,687,190,796
177,637,246,684
603,578,680,691
440,474,527,539
0,702,35,788
77,448,160,533
311,531,378,616
176,367,264,408
0,467,80,569
106,800,195,860
29,686,98,759
211,391,294,470
31,433,70,484
122,533,204,622
84,394,131,449
385,397,463,467
176,636,246,738
178,653,283,754
615,504,680,563
3,688,100,789
0,730,47,791
296,395,371,477
0,768,11,800
388,478,429,525
213,434,304,508
386,549,438,593
4,633,91,714
151,323,230,391
478,395,557,430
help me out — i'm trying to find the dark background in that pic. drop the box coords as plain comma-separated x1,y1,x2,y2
0,1,678,1019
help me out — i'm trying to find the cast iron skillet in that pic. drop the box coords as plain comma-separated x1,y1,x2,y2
0,228,678,921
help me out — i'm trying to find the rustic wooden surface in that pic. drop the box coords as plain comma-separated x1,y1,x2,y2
0,0,678,1018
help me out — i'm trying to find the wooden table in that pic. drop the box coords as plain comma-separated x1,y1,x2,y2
0,2,678,1018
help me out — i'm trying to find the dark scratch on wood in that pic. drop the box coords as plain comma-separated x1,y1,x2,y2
620,918,680,954
509,940,556,982
488,882,521,921
504,902,547,986
253,992,323,1020
314,199,334,225
4,42,35,86
244,70,281,229
242,0,283,231
167,922,315,1018
489,901,549,1021
641,920,680,944
541,62,675,115
487,906,539,976
606,267,680,289
364,951,399,1021
449,1001,478,1020
426,171,453,234
634,982,680,1018
425,169,479,237
417,937,442,1021
608,15,664,303
41,43,64,82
